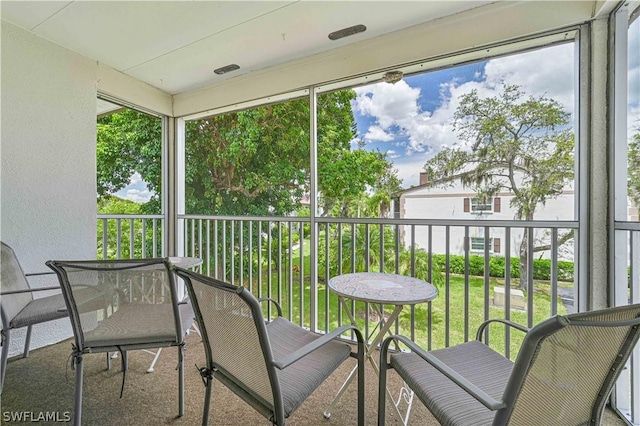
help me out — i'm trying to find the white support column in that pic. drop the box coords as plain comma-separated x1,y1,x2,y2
309,87,318,333
588,17,611,311
175,118,187,258
611,4,630,306
165,116,174,257
576,24,591,313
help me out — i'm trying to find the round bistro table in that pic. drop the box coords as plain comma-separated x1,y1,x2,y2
324,272,437,424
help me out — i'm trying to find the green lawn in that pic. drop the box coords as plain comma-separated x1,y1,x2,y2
247,251,568,361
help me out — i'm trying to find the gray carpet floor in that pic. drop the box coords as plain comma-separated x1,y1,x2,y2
0,332,627,425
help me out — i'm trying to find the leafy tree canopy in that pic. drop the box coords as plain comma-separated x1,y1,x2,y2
97,110,162,214
424,84,574,220
423,84,575,289
97,194,143,215
97,91,398,219
183,90,398,217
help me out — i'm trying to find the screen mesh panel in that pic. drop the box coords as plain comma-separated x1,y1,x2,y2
508,305,640,424
54,261,179,349
191,278,274,407
1,243,34,321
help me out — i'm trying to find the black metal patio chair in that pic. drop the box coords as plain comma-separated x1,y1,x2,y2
174,267,366,426
1,242,69,394
46,258,186,426
378,303,640,425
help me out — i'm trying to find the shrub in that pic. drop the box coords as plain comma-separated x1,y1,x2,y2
431,253,573,282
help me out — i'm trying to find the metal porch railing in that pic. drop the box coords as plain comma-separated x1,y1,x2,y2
97,213,639,424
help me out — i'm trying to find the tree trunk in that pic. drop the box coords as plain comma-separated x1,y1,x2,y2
518,231,529,292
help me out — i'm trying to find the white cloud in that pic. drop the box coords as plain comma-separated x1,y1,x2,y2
483,43,575,109
386,149,400,159
356,43,577,187
122,188,153,203
630,65,640,110
365,125,395,141
114,172,154,203
354,81,443,154
129,172,143,185
394,156,429,188
628,17,639,134
354,81,421,129
629,103,640,134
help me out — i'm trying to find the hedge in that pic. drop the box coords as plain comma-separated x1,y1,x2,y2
432,254,574,282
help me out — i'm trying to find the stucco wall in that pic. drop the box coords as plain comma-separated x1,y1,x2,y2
400,180,576,259
1,22,97,356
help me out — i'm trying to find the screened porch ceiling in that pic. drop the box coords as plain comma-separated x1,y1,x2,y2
1,1,492,95
1,0,615,108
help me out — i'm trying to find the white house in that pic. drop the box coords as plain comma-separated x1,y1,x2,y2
397,173,576,259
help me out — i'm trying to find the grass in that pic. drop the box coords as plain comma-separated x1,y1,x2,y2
242,250,568,361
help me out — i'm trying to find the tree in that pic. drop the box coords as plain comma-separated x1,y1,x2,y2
97,110,162,214
185,98,311,216
367,167,403,218
423,84,574,290
186,90,398,218
317,94,396,217
98,90,397,220
319,148,397,217
628,129,640,210
97,92,399,279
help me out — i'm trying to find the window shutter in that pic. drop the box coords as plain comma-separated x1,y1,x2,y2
463,198,470,212
494,197,501,212
493,238,501,253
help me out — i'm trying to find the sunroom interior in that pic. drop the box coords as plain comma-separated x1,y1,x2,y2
1,0,639,424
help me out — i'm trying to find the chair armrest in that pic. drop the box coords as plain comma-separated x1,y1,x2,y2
385,335,507,411
24,271,57,277
1,286,61,295
2,271,62,295
476,318,529,341
258,297,283,318
273,324,363,370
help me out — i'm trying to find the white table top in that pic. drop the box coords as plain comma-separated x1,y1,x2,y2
328,272,437,305
168,257,202,269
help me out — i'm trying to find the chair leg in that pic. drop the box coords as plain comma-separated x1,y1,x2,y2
106,352,111,370
178,345,184,417
147,348,162,373
378,339,392,426
73,355,84,426
121,351,128,371
23,325,32,358
1,329,10,394
356,331,365,426
202,373,213,426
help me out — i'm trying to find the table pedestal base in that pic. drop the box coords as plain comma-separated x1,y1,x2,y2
323,298,414,424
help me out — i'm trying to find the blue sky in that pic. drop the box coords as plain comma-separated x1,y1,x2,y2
351,42,577,189
353,63,485,157
352,18,639,190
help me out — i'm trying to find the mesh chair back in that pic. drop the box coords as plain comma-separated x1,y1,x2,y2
46,259,182,351
1,242,34,322
183,272,276,408
498,303,640,425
